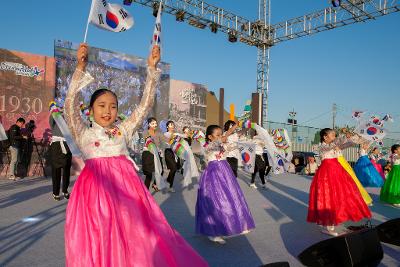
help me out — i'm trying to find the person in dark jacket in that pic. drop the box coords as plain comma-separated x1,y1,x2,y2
49,115,72,201
8,118,26,180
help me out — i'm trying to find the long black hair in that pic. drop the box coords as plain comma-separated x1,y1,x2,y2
16,117,25,124
319,128,333,143
147,117,157,129
206,125,221,142
391,144,400,153
224,120,236,132
182,126,190,133
89,88,118,108
166,120,175,132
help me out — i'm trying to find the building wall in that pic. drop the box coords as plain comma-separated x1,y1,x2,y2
206,92,231,127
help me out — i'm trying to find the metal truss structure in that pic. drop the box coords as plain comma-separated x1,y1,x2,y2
272,0,400,44
131,0,400,126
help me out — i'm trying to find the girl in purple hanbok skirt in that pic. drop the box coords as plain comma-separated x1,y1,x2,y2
195,124,255,244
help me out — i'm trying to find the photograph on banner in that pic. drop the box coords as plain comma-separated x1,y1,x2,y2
169,79,207,132
54,40,170,127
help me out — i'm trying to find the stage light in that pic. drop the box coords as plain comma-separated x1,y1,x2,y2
189,19,206,29
228,30,237,43
332,0,341,7
176,10,185,22
210,22,218,33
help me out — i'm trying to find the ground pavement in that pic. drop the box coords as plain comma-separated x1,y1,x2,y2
0,171,399,267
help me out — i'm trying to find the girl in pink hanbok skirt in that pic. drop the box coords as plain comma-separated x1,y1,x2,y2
63,43,208,267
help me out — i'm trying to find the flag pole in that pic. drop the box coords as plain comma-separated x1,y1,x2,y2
150,0,163,52
84,0,95,43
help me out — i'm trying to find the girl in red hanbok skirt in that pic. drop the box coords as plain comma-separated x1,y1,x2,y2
307,128,371,236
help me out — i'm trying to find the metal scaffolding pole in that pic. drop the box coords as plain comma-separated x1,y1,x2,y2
256,0,271,127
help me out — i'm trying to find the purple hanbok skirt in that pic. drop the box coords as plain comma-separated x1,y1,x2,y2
195,160,255,237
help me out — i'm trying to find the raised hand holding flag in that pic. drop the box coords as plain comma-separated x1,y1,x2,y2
352,110,364,120
148,45,161,69
84,0,134,42
150,1,162,54
382,114,393,122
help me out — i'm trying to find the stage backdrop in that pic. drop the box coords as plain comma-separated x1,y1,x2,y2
169,79,207,132
0,48,55,140
54,40,170,130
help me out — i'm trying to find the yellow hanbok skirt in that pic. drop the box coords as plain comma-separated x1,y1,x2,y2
338,155,372,205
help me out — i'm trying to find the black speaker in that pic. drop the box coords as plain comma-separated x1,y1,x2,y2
298,228,383,267
376,218,400,246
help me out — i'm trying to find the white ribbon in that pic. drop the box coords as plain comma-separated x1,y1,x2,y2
165,132,199,187
254,124,290,174
180,140,200,187
146,139,167,189
125,154,140,172
0,122,7,141
153,151,167,189
51,113,81,156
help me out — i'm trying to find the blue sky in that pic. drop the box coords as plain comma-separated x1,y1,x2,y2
1,0,399,136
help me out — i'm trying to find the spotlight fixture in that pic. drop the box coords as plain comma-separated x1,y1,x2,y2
228,30,237,43
241,23,249,32
210,22,218,33
176,10,185,22
189,19,206,29
332,0,341,7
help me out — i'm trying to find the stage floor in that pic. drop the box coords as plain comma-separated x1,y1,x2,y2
0,171,399,266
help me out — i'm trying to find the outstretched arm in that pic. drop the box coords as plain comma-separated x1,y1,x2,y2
222,123,238,143
63,43,93,147
120,45,161,139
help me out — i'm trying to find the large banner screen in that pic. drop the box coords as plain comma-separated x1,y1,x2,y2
169,79,207,131
54,40,170,130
